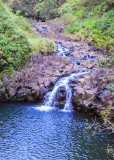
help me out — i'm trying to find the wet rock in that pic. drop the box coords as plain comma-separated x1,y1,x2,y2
56,87,66,101
40,86,48,96
85,88,98,99
36,27,47,33
83,100,93,107
54,102,65,109
0,88,6,102
44,80,51,88
75,87,85,99
54,87,67,109
9,88,16,97
55,27,64,34
31,83,40,98
26,95,35,101
50,77,58,85
18,89,23,95
37,77,45,85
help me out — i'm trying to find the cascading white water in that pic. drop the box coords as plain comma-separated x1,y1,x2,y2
36,71,89,112
32,24,96,112
41,70,90,111
56,42,72,57
45,75,73,111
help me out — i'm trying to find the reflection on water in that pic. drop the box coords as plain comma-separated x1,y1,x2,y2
0,103,113,160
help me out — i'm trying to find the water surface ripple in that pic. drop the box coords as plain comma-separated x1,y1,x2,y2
0,103,113,160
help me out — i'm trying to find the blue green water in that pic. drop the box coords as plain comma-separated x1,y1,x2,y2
0,103,113,160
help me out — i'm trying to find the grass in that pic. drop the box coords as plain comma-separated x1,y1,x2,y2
28,37,56,55
59,0,114,55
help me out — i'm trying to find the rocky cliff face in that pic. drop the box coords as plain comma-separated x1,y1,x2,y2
72,68,114,120
0,54,73,102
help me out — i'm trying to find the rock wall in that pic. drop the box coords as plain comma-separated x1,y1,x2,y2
72,68,114,122
0,54,73,102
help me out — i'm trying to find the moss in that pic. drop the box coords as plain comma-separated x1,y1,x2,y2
100,110,107,117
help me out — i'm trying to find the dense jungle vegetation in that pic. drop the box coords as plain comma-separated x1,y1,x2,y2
0,0,55,76
1,0,114,75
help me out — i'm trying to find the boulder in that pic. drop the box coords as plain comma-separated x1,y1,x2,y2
40,85,48,96
77,78,85,86
82,59,96,69
9,87,16,97
37,77,45,85
44,80,51,88
56,87,66,101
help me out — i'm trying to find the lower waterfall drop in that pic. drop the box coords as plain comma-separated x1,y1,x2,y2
36,70,90,112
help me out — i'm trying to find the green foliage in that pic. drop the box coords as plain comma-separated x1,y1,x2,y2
97,56,114,68
61,0,114,54
3,0,38,18
107,145,114,158
36,38,56,55
100,110,108,117
28,37,56,55
0,1,31,72
4,0,61,21
0,1,56,76
35,0,60,21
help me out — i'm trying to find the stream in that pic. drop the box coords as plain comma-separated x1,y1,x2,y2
0,25,113,160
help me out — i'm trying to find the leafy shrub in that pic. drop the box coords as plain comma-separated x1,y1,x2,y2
82,0,114,7
0,1,56,75
97,56,114,68
61,0,114,54
37,38,56,55
35,0,60,21
4,0,38,18
28,37,56,55
0,1,32,72
4,0,61,21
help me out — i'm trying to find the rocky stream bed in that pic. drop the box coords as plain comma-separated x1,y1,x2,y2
0,21,114,127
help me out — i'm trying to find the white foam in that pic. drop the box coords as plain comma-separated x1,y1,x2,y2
57,43,71,57
35,105,56,112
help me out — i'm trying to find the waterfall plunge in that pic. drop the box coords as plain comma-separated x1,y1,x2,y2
36,71,90,112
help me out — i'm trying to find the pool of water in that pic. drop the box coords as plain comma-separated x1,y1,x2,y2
0,103,113,160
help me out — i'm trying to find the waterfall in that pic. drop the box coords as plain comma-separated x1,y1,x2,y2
36,71,90,112
45,75,73,111
31,23,95,112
